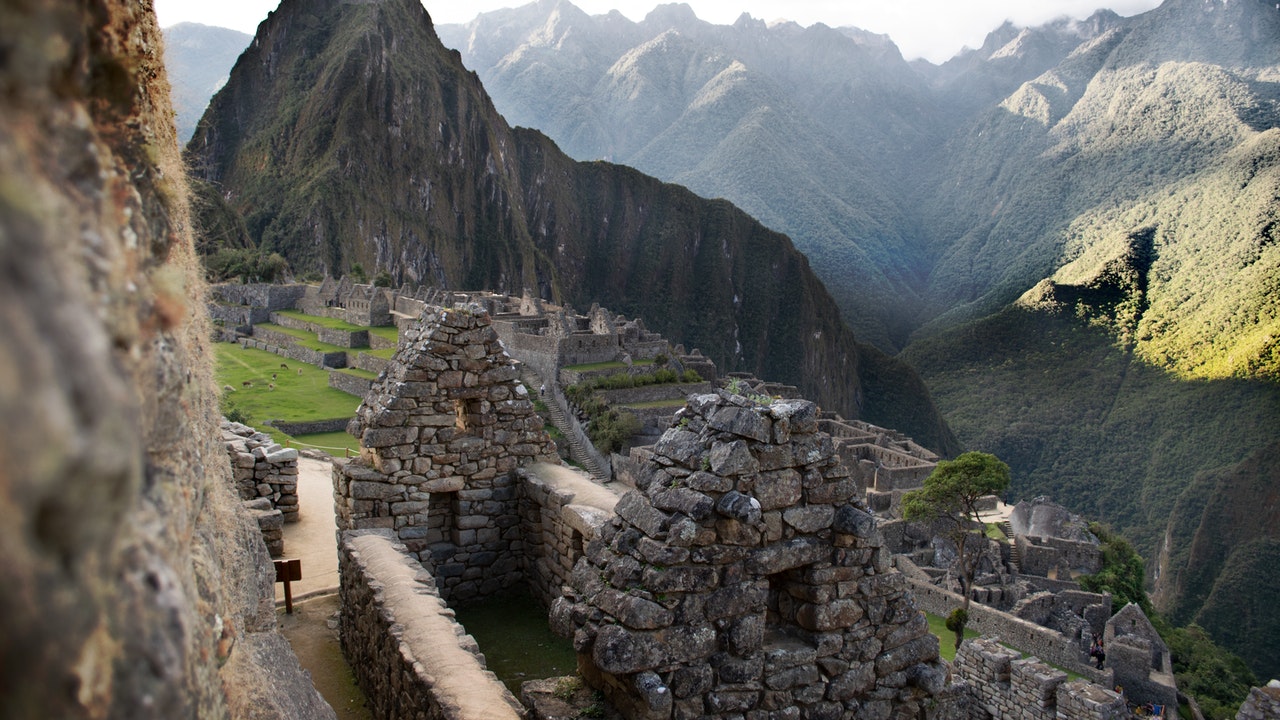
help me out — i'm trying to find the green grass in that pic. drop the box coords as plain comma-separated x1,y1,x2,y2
362,347,398,360
255,323,351,353
368,325,398,343
925,612,979,662
985,523,1007,541
289,430,361,457
620,398,689,409
563,359,654,372
216,343,360,441
273,309,367,332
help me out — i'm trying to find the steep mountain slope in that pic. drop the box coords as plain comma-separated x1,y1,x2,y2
162,23,251,142
185,0,957,453
438,2,940,351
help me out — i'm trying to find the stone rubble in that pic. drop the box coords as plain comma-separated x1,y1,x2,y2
222,420,301,556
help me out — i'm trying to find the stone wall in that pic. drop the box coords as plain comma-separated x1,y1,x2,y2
334,306,556,603
954,638,1126,720
518,463,623,608
330,369,375,397
903,571,1107,683
561,333,623,366
352,351,393,374
213,283,308,311
239,336,349,369
318,327,371,348
0,3,332,716
339,531,524,720
599,382,715,407
222,421,301,524
1237,684,1280,720
271,418,353,436
552,391,956,719
211,303,271,326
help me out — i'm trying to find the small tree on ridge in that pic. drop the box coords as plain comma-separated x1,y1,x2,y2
902,451,1010,648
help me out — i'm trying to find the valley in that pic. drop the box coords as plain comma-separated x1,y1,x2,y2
168,0,1279,689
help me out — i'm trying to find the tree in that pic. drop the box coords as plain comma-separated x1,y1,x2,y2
1078,522,1151,615
902,451,1010,646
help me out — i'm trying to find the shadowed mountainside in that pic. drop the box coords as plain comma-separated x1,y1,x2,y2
184,0,957,453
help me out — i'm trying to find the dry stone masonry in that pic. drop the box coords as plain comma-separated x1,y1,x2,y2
953,637,1126,720
552,390,959,720
335,305,557,602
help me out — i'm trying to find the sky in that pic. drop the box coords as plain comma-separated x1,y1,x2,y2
154,0,1164,64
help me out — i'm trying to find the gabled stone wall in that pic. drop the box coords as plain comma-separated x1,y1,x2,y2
335,305,556,602
552,391,957,719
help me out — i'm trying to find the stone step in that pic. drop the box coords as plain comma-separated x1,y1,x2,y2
522,370,607,480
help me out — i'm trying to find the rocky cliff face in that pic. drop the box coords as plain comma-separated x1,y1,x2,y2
185,0,957,454
0,2,328,717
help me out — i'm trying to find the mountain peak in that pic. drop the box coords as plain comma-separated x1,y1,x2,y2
642,3,700,29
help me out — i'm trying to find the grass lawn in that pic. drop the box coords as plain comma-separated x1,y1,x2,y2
368,325,398,343
564,359,655,372
985,523,1007,540
255,323,351,354
289,430,361,457
925,611,980,662
216,344,360,442
362,347,398,360
273,309,367,332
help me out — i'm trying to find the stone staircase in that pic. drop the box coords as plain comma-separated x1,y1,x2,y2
999,520,1021,574
522,370,609,481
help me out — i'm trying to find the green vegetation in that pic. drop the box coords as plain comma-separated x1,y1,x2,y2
1078,522,1151,615
1157,621,1258,720
368,325,399,344
924,611,979,662
215,343,360,441
204,247,289,283
903,452,1011,617
290,430,360,456
361,348,398,360
451,590,577,695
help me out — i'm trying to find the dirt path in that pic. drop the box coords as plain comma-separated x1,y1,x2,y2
272,453,372,719
277,595,372,720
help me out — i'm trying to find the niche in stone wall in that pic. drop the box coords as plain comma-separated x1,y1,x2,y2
425,492,459,547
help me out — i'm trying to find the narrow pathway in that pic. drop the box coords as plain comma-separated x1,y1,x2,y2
276,455,340,602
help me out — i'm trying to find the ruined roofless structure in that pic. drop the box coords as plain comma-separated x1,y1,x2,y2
552,391,956,719
337,304,557,601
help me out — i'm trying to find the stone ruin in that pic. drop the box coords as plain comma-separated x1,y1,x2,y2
335,304,557,602
552,390,959,720
222,420,302,556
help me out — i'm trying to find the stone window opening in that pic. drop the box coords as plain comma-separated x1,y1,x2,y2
764,568,817,650
570,529,585,566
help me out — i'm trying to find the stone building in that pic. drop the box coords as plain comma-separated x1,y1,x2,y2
334,304,558,602
551,391,959,720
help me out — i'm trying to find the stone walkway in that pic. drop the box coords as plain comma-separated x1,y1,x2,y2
276,455,340,603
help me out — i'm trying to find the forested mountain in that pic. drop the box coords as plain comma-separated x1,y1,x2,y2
182,0,957,453
436,0,1280,679
162,23,251,142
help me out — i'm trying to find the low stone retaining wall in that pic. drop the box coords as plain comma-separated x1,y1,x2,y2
955,637,1126,720
222,420,301,524
518,463,621,607
269,418,352,436
903,569,1106,683
370,332,397,351
329,369,374,397
317,327,369,348
210,302,270,326
338,530,524,720
238,336,348,369
600,381,713,406
352,351,391,374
